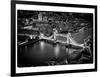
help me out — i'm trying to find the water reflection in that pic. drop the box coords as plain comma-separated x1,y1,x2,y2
40,41,45,51
54,44,60,58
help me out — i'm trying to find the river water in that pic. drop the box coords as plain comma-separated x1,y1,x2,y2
17,40,82,67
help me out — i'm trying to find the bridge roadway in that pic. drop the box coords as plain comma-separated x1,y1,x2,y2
39,33,84,48
18,32,84,48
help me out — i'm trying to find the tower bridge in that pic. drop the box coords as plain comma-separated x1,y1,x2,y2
40,32,84,48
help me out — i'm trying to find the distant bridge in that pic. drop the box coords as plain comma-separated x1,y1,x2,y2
40,33,84,48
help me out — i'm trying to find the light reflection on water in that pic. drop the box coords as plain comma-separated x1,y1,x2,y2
54,44,60,58
40,41,60,58
40,41,45,51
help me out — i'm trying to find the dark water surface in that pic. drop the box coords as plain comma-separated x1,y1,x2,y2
17,41,82,67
